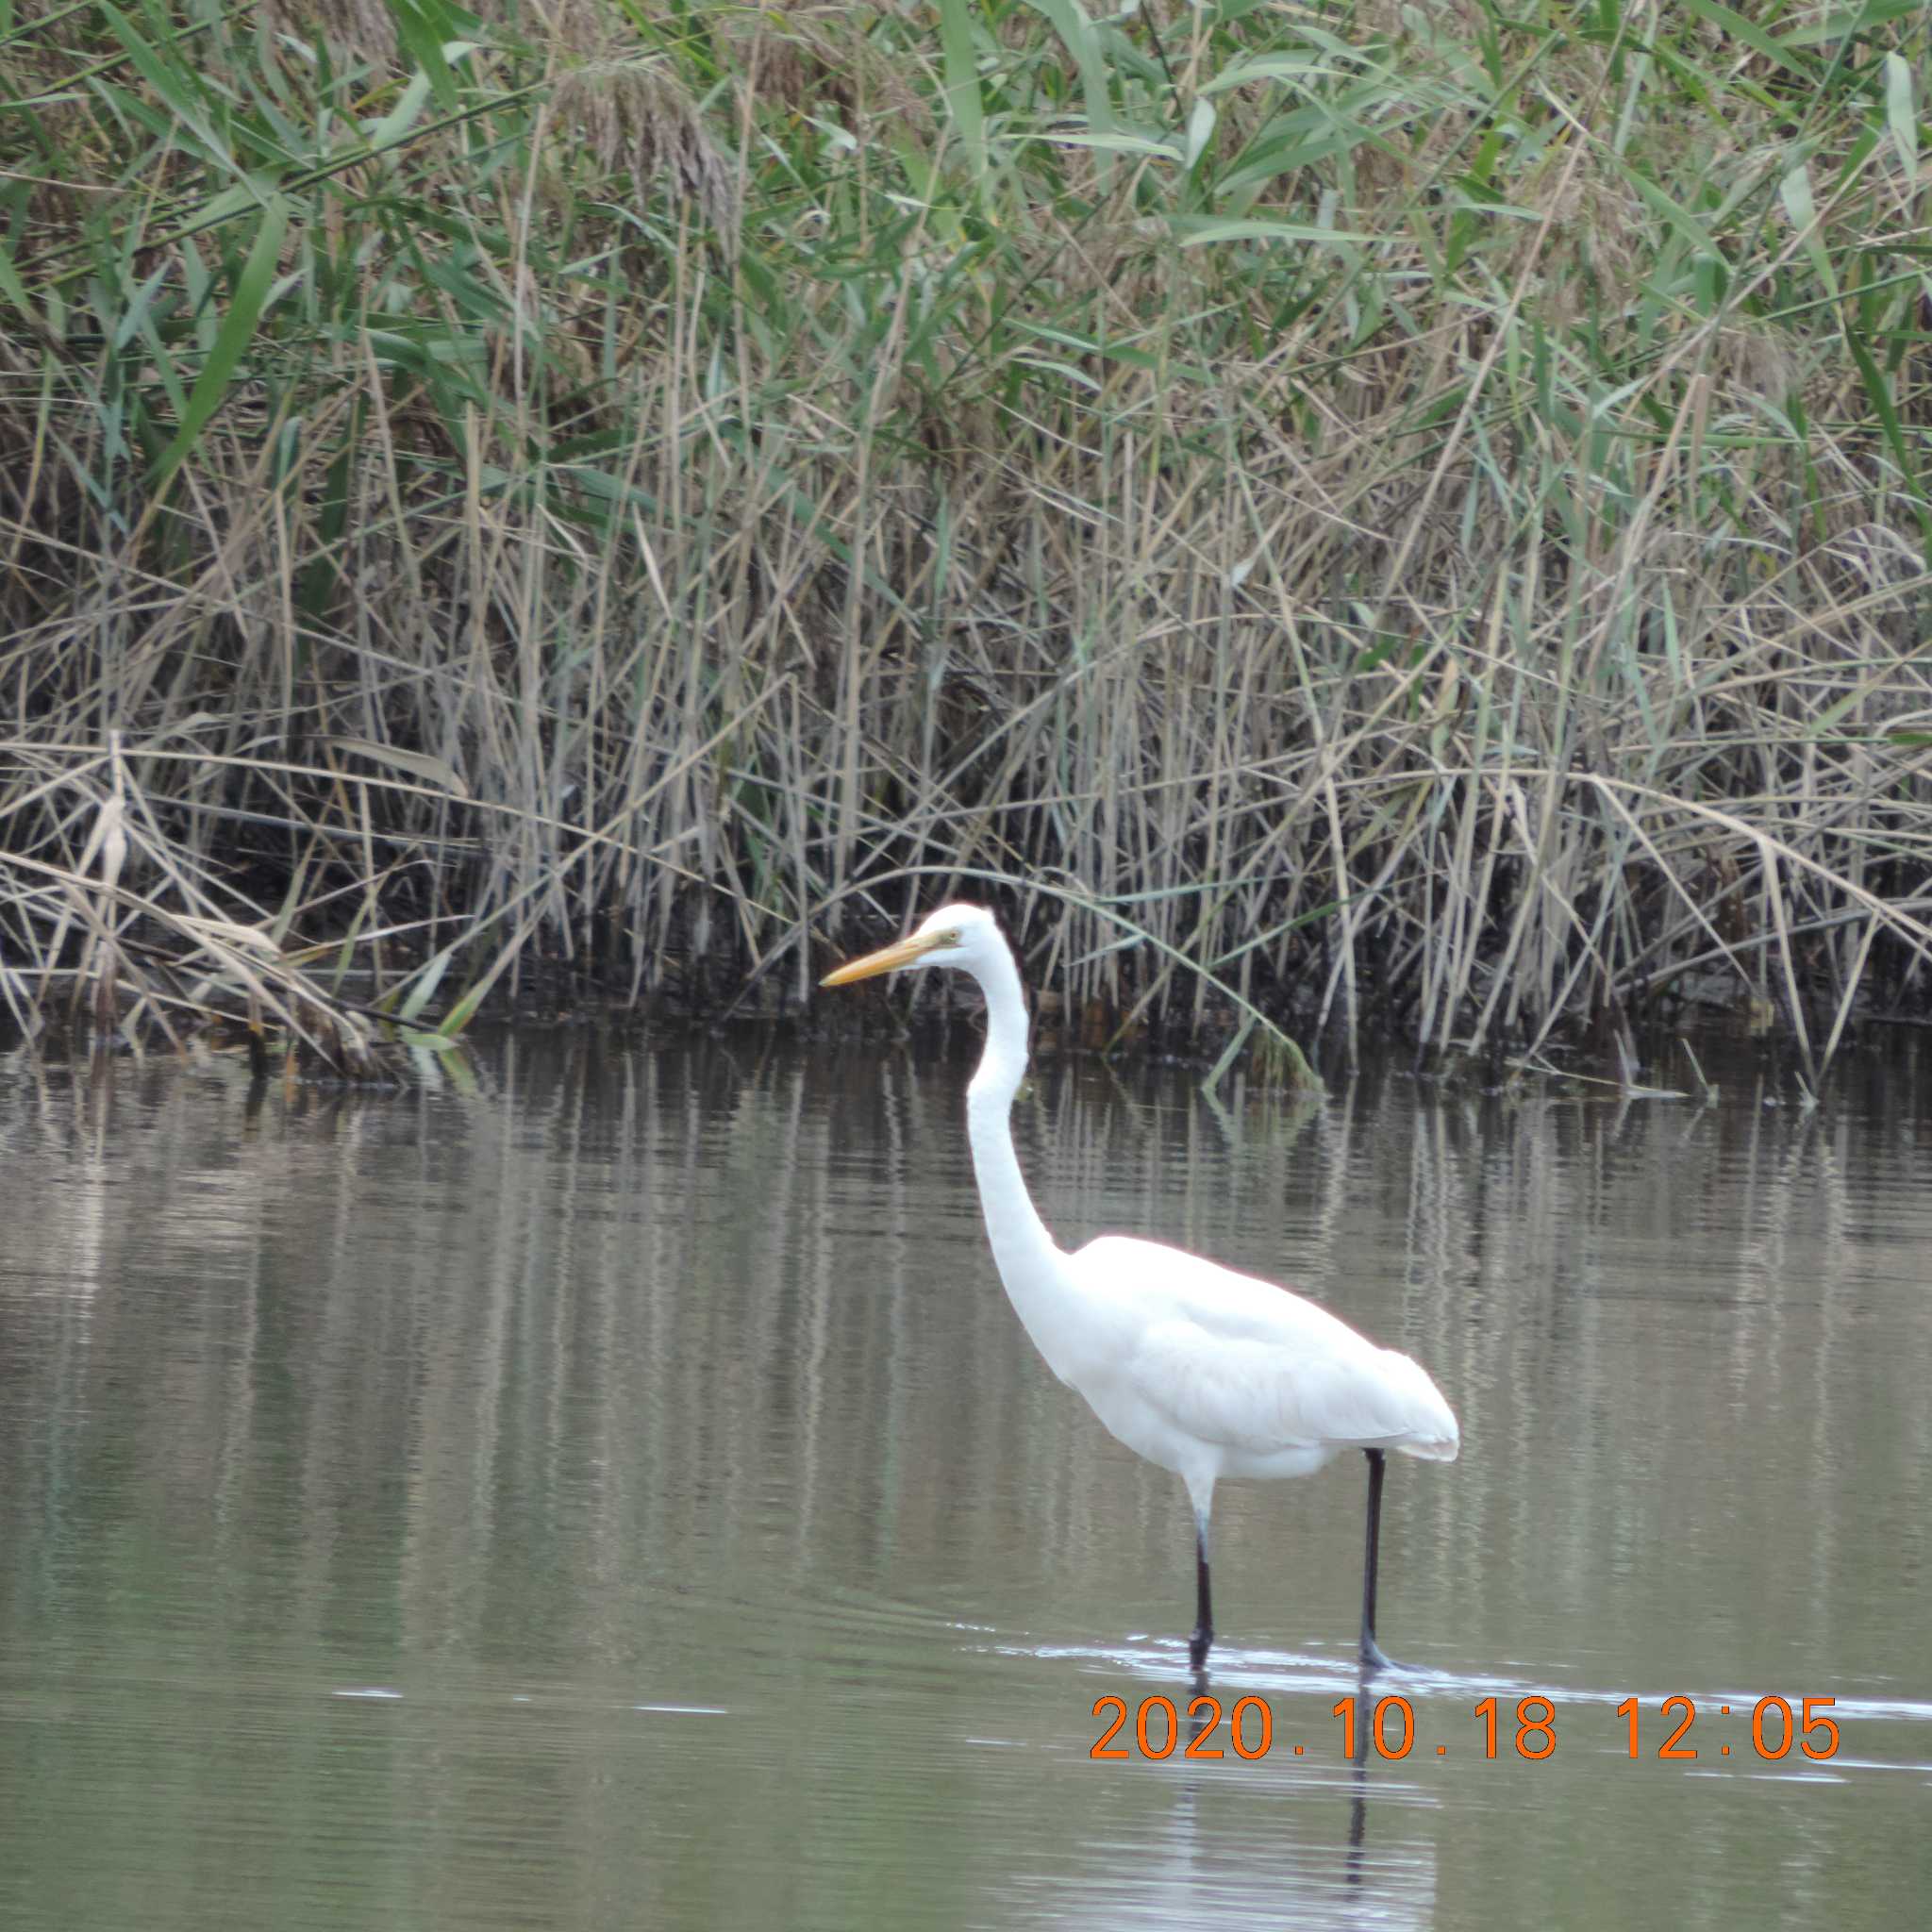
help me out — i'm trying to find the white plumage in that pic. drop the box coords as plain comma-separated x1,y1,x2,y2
823,902,1458,1671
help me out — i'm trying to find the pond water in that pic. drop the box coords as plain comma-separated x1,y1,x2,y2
1,1023,1928,1929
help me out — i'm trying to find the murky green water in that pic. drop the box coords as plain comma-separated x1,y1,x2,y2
2,1027,1928,1929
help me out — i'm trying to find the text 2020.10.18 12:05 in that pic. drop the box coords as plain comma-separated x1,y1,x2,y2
1091,1694,1842,1763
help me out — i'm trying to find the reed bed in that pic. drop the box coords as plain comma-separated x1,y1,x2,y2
2,0,1930,1080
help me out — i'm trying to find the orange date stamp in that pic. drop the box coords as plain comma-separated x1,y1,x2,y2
1091,1692,1842,1763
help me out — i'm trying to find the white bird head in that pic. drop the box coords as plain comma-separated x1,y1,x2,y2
820,902,1008,987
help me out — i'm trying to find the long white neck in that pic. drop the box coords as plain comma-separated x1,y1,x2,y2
962,938,1078,1355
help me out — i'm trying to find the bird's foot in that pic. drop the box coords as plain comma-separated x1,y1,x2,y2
1359,1632,1395,1674
1188,1624,1213,1673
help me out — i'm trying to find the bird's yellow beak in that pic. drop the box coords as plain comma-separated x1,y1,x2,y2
821,931,943,988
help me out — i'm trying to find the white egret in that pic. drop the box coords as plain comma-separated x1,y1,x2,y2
823,903,1458,1672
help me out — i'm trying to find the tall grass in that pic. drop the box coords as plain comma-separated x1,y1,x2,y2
2,0,1930,1079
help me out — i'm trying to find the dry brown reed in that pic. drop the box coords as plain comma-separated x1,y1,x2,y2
2,0,1929,1081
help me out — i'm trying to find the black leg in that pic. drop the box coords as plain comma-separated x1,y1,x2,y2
1360,1448,1392,1672
1189,1520,1214,1672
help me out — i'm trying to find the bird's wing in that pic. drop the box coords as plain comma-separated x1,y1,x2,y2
1071,1236,1458,1458
1124,1318,1444,1454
